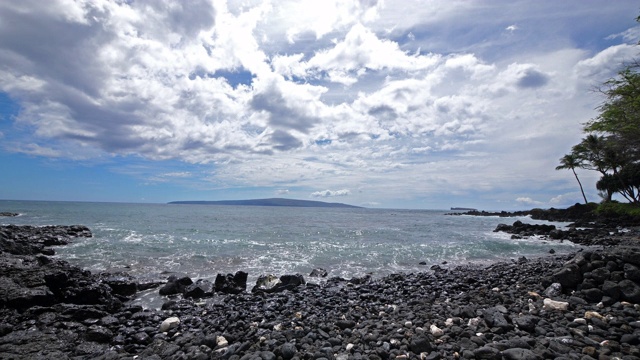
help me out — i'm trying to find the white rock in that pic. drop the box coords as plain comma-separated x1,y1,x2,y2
217,336,229,347
430,324,444,337
445,318,455,327
585,311,606,321
346,343,354,351
573,318,587,325
468,317,481,327
543,298,569,311
159,317,180,332
273,323,283,331
404,321,413,328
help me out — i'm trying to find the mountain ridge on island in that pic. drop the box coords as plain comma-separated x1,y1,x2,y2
168,198,362,208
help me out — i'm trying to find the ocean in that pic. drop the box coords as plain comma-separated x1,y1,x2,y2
1,200,581,307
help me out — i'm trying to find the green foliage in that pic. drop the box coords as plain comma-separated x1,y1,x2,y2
558,60,640,204
596,202,640,217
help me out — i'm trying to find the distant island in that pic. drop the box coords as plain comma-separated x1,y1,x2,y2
450,207,477,211
168,198,361,208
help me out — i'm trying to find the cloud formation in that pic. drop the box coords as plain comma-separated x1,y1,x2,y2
311,189,352,198
0,0,638,208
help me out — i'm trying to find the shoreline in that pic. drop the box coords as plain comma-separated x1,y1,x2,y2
1,218,639,359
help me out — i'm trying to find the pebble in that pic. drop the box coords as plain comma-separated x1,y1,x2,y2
159,317,180,332
430,324,444,337
543,298,569,311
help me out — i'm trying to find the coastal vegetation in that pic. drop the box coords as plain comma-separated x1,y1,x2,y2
557,19,640,213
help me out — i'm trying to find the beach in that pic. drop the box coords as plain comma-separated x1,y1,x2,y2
1,214,639,359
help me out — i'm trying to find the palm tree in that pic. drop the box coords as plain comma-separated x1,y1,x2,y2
556,153,588,204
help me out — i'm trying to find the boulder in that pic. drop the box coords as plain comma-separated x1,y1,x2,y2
618,279,640,303
482,307,511,330
551,263,582,290
252,274,306,293
581,288,603,302
309,268,328,277
184,279,213,298
159,275,193,296
86,325,113,343
602,280,621,300
214,271,248,294
100,272,137,297
513,315,539,332
624,263,640,281
590,267,611,284
543,283,562,297
280,343,297,360
0,277,54,309
252,274,281,293
501,348,541,360
474,346,501,360
159,316,180,332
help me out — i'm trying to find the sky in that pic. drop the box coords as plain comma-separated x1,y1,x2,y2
1,0,639,210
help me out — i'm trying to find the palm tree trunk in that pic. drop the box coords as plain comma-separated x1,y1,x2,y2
572,168,588,204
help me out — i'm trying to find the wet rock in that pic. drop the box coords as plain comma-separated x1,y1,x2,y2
252,274,281,293
214,271,248,294
252,274,305,293
309,268,328,277
184,279,213,298
158,275,193,296
100,272,137,297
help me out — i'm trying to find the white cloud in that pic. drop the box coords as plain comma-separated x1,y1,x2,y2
311,189,351,198
162,172,192,178
0,0,638,208
516,197,543,206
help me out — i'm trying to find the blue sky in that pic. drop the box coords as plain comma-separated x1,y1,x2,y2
1,1,639,210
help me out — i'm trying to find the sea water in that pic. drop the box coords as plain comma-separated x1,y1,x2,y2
1,200,582,307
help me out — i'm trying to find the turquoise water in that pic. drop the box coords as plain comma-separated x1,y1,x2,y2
1,200,581,284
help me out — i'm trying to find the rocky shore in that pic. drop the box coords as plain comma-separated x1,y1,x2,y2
1,222,639,359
